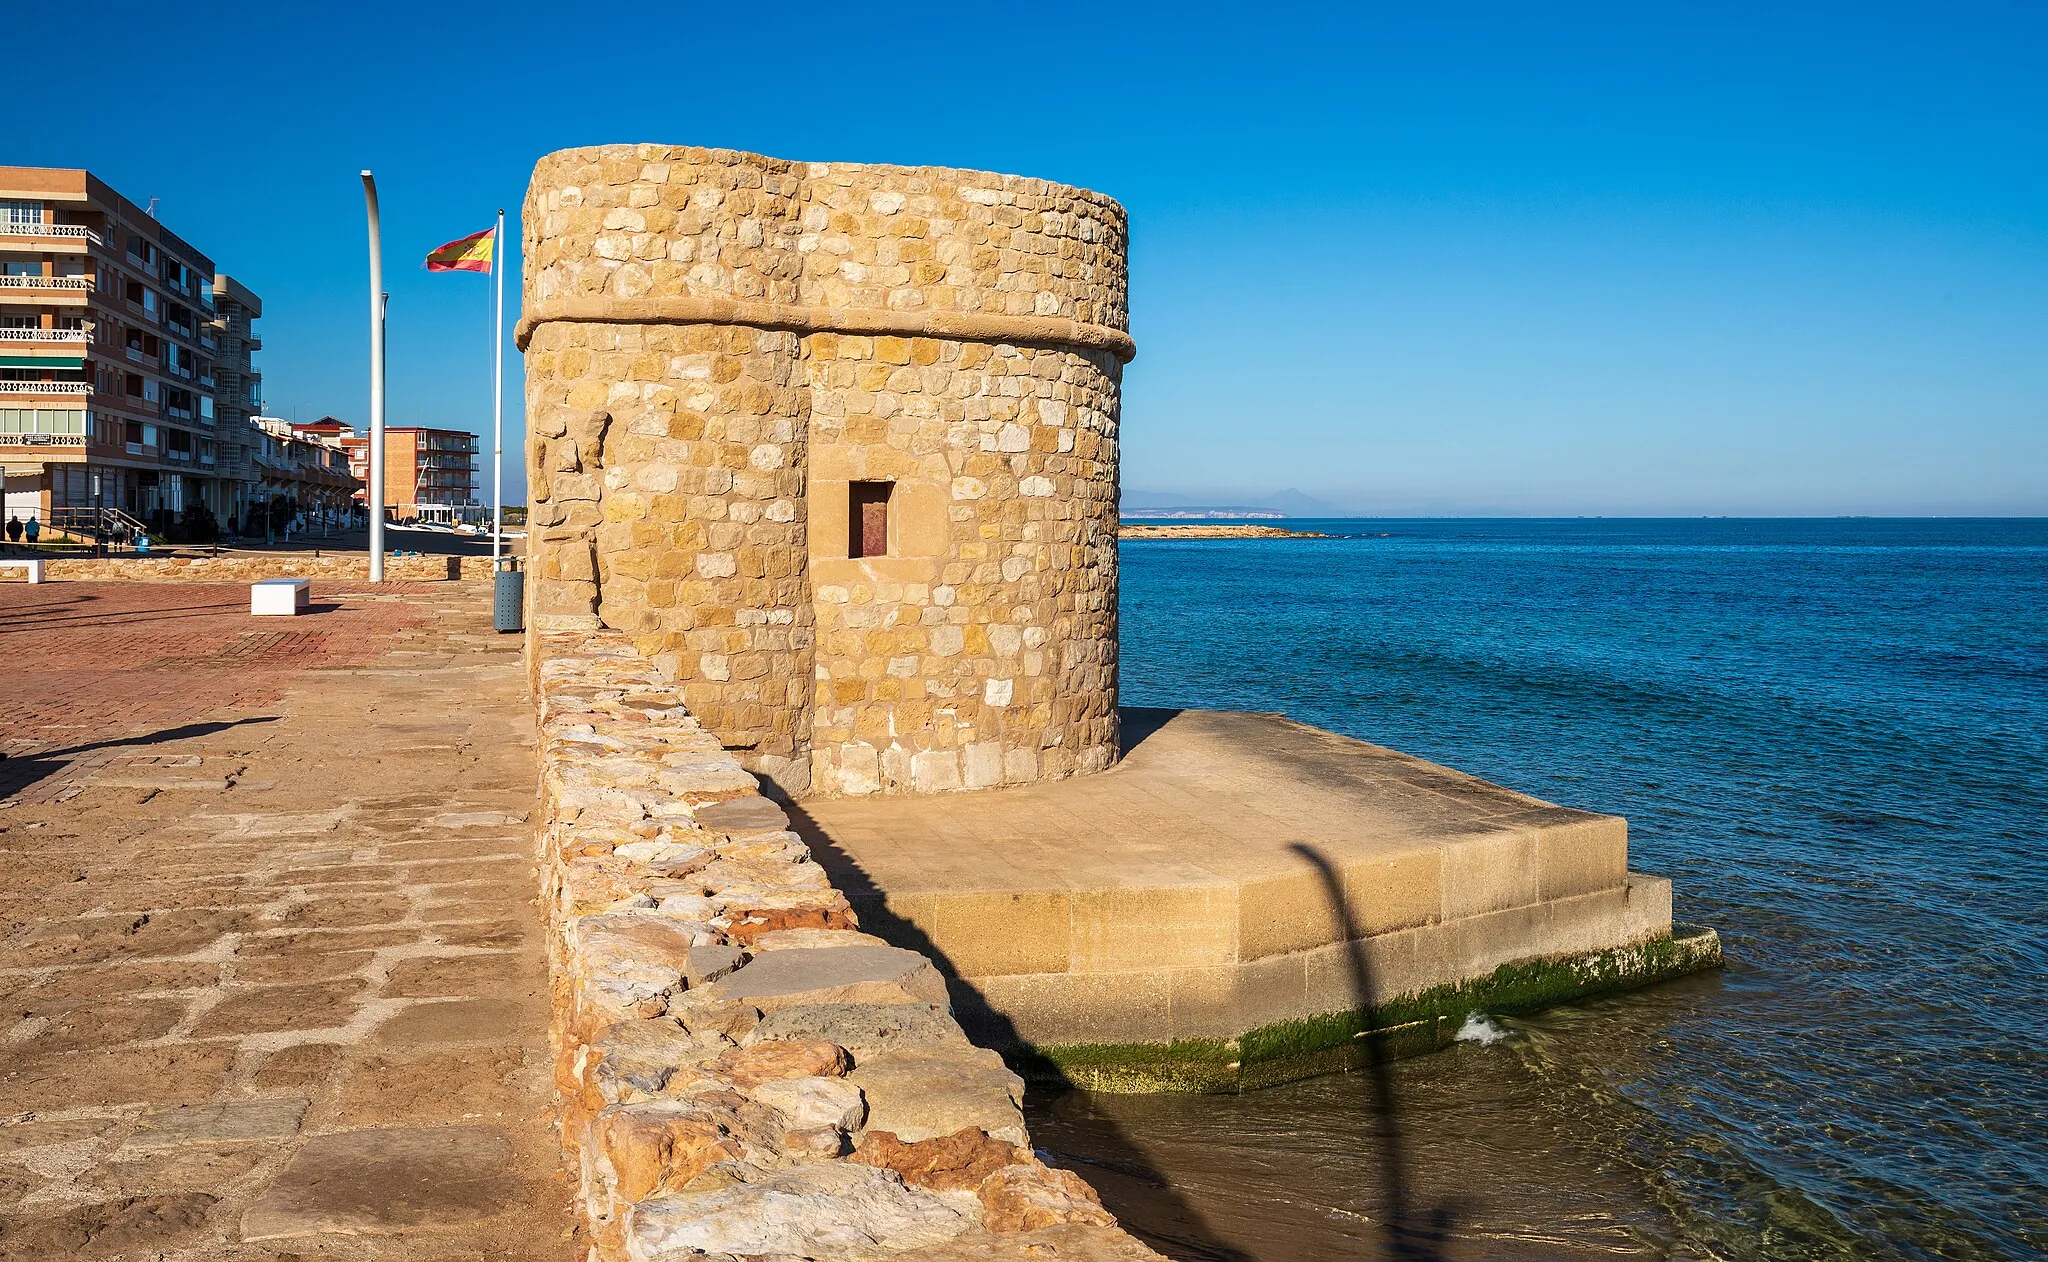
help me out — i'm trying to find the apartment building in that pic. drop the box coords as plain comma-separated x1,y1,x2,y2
301,417,480,516
0,167,264,535
249,417,359,519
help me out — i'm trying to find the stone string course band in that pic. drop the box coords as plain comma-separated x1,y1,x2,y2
537,631,1162,1262
517,295,1138,364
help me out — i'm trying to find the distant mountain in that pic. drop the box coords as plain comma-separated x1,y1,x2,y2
1119,506,1289,520
1120,487,1348,518
1264,488,1345,517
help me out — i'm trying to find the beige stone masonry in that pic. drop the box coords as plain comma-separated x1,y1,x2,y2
535,629,1161,1261
522,144,1125,799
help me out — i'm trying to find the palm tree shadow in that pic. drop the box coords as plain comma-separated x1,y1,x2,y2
777,716,1468,1260
1290,842,1461,1260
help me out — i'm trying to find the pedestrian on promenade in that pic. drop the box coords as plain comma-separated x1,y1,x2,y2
23,516,38,544
4,516,19,543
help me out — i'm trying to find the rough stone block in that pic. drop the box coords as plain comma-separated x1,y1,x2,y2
706,945,948,1012
746,1001,971,1061
626,1162,971,1260
847,1046,1027,1146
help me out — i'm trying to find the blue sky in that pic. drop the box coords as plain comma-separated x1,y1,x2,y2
13,2,2046,514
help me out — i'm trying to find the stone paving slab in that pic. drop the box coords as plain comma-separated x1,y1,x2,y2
0,581,572,1259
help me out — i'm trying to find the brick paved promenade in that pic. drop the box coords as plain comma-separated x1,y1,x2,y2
0,582,571,1259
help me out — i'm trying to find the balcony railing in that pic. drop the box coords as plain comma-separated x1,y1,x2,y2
0,223,102,246
0,275,93,291
0,381,91,395
0,327,89,342
0,432,87,447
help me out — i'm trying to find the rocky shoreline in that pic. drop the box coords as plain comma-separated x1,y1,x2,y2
536,631,1162,1261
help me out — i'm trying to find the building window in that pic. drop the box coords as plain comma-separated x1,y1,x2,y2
849,481,892,559
0,408,85,435
1,201,43,226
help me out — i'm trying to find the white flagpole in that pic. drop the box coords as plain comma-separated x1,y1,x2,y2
491,208,504,563
362,172,386,583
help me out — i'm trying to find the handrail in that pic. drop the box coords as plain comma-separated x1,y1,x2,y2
0,223,103,245
0,432,86,446
0,381,91,394
0,275,93,290
48,504,150,541
0,327,89,341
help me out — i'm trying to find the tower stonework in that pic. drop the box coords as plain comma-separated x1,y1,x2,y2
519,145,1132,798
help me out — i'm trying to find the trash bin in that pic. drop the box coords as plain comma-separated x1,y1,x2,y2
493,565,524,634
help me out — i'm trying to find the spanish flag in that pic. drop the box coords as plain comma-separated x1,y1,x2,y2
425,228,494,273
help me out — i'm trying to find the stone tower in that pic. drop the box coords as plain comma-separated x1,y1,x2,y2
519,145,1132,798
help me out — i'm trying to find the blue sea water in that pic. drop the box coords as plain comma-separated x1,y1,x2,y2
1028,519,2048,1261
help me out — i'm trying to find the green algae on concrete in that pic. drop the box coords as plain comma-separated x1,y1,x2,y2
1002,927,1724,1094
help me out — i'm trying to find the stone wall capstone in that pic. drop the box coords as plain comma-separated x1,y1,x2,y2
521,145,1127,798
9,553,490,583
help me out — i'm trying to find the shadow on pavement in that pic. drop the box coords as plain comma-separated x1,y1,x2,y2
33,716,280,762
1119,706,1182,755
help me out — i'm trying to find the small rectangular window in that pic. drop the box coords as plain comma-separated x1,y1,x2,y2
849,481,892,559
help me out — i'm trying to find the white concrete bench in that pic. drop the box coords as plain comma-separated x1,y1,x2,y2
250,577,310,616
0,558,44,584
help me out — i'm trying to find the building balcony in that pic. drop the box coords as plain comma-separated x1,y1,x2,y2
0,327,89,343
0,432,88,451
0,381,91,397
0,223,102,247
0,275,93,293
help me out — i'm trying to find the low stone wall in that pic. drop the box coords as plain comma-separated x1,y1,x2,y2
536,630,1162,1262
15,552,492,582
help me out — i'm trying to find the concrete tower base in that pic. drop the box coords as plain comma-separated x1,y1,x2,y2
794,708,1722,1091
